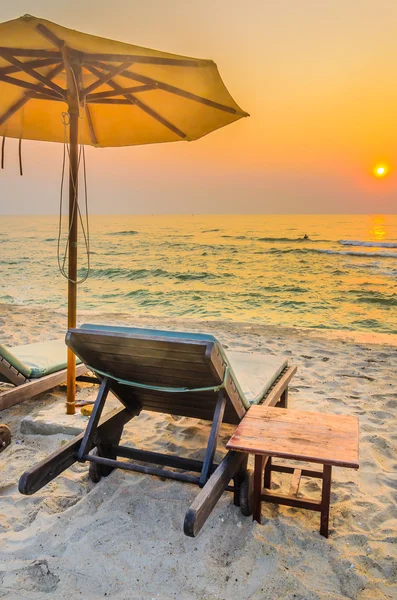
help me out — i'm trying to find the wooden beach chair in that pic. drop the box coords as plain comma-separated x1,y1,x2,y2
0,339,89,411
19,324,296,537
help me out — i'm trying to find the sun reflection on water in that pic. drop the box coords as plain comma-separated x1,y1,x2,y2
369,215,386,240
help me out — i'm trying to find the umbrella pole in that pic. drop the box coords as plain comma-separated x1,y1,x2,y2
66,108,79,415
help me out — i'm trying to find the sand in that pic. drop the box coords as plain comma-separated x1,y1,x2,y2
0,303,396,600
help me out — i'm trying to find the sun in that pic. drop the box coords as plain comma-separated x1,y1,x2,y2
373,163,389,178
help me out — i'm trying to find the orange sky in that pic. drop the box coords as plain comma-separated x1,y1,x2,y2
0,0,396,214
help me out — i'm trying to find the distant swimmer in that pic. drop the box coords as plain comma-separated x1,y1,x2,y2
302,234,309,240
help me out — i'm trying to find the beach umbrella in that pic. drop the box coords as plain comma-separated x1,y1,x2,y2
0,15,248,413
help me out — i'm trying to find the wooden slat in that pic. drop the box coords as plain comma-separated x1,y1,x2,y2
0,363,86,411
70,341,209,364
67,329,210,355
0,357,28,386
83,353,213,377
271,464,324,479
261,490,322,511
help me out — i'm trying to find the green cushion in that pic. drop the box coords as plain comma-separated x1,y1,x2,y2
1,339,81,379
0,343,32,378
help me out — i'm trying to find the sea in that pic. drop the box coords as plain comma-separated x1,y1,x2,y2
1,214,397,335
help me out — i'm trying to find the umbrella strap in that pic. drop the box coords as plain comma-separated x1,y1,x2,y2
86,364,229,394
18,138,23,176
1,136,5,169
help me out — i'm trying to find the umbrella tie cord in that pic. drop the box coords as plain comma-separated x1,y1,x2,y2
1,137,5,169
57,110,91,285
0,136,23,175
18,139,23,176
85,365,230,394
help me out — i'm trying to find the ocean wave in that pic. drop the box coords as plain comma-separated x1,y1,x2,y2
266,247,397,259
84,266,230,282
257,236,329,243
316,249,397,259
106,230,139,236
339,240,397,248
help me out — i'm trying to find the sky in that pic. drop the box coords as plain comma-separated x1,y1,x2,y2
0,0,396,215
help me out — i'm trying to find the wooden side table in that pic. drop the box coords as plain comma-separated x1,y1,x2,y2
226,406,359,537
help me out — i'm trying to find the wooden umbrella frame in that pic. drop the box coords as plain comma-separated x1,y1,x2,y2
0,23,248,414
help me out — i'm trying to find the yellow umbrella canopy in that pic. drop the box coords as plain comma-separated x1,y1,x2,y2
0,14,248,145
0,15,248,413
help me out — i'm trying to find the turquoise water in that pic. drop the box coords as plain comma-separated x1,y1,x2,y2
1,214,397,334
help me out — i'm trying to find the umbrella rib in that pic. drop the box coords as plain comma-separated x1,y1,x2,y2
26,91,65,102
128,94,188,138
84,64,187,139
34,24,247,116
82,55,206,67
86,98,133,105
0,73,62,99
0,47,62,59
0,96,30,128
0,51,65,98
81,62,133,97
0,57,61,77
85,105,98,145
0,62,64,127
93,60,248,116
35,25,207,68
86,84,153,101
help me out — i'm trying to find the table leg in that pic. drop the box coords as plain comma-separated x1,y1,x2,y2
263,456,272,489
253,454,264,523
320,464,332,538
279,389,288,408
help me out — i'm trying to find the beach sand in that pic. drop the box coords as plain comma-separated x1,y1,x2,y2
0,304,396,599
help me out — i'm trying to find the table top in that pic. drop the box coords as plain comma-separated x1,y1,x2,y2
226,406,359,469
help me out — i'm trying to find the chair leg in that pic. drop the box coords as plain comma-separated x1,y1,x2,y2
199,390,226,487
320,464,332,537
95,424,124,477
77,377,111,461
184,450,246,537
253,454,264,523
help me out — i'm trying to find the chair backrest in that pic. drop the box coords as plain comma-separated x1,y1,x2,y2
66,324,249,424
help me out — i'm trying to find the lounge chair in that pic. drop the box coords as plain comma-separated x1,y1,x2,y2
19,324,296,536
0,339,89,411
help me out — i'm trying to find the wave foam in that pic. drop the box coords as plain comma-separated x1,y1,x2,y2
339,240,397,248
